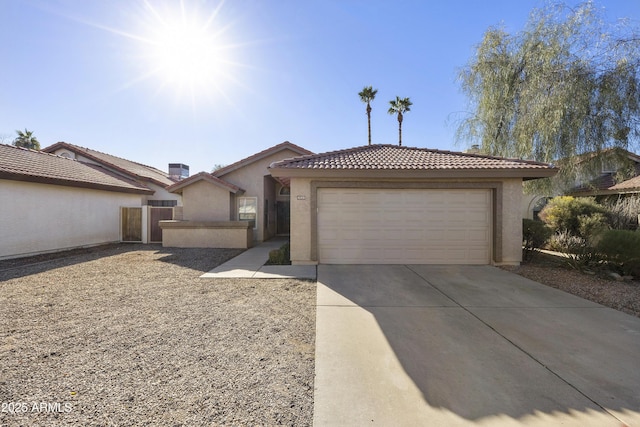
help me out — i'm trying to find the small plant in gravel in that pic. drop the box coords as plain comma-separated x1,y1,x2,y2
522,219,552,261
267,242,291,265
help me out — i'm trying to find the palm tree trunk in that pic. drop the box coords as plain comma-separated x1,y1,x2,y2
398,113,403,146
366,104,372,145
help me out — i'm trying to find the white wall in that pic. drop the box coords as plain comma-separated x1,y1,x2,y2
0,180,141,259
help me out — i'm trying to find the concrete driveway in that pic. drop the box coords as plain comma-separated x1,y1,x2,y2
314,265,640,426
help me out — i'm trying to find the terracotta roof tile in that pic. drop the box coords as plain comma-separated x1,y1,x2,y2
270,144,556,171
43,142,176,187
0,144,153,194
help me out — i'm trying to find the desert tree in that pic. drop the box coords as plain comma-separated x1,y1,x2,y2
457,1,640,193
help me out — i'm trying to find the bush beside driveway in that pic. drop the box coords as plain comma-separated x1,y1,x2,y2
0,245,316,426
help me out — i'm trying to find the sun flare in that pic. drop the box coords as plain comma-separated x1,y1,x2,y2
134,0,239,103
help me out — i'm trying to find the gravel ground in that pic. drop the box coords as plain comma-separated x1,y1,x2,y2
501,252,640,318
0,244,316,426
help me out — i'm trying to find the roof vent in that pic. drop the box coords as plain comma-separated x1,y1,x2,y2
169,163,189,180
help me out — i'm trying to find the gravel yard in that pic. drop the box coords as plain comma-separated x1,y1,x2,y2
502,252,640,318
0,244,316,426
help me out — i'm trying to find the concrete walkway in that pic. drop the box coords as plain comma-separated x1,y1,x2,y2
315,264,640,427
200,238,316,279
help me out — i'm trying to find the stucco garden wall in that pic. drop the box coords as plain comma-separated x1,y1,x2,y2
159,221,252,248
0,180,140,259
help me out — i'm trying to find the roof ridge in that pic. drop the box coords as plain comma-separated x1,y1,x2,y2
214,141,313,176
268,144,554,168
1,143,86,163
50,141,171,176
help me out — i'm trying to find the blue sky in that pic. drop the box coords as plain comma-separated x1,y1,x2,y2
1,0,639,175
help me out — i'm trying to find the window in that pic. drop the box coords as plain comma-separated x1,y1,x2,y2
238,197,257,229
279,186,291,196
147,200,178,207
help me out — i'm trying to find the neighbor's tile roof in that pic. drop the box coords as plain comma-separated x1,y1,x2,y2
269,144,556,171
570,173,617,194
43,142,176,187
609,175,640,191
0,144,153,194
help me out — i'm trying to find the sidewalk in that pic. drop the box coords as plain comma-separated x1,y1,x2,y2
200,238,317,280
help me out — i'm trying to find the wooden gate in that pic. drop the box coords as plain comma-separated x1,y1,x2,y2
121,207,142,242
149,207,174,243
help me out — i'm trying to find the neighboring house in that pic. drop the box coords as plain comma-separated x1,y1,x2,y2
522,148,640,219
43,141,182,207
567,148,640,197
0,144,152,259
160,142,313,248
269,144,556,266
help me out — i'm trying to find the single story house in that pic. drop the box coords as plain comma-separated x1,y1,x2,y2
160,142,313,248
0,144,152,259
268,144,557,265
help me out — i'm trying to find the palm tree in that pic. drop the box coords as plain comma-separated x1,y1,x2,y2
13,129,40,150
387,96,412,146
358,86,378,145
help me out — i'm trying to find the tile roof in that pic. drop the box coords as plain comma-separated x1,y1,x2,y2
166,171,244,194
269,144,556,171
0,144,154,194
570,173,617,194
213,141,313,177
43,142,176,187
609,175,640,191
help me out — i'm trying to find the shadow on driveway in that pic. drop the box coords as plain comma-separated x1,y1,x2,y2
314,264,640,426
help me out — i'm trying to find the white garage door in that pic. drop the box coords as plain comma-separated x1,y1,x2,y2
317,188,491,264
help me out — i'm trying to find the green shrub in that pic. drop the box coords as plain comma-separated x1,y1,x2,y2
522,219,552,261
267,242,291,265
595,230,640,276
539,196,609,238
577,213,609,240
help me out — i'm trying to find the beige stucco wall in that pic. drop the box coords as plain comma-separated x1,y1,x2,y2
290,178,313,264
160,221,252,248
182,180,231,222
501,179,524,265
219,149,302,242
0,180,141,259
287,177,525,266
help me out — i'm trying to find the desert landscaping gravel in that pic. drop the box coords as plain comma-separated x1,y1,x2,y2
502,253,640,318
0,244,316,426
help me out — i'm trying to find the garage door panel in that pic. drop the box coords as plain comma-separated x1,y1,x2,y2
318,188,491,264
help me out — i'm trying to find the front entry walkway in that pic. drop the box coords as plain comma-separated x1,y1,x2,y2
314,264,640,426
200,238,316,279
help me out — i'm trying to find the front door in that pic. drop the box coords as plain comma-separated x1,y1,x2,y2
276,201,290,235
